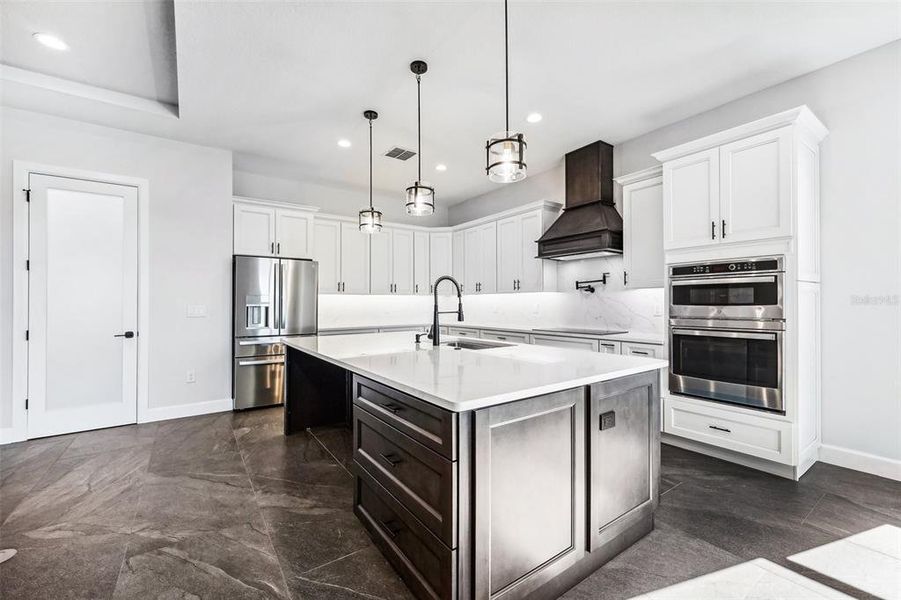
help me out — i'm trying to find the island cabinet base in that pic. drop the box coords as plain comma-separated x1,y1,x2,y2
351,371,660,600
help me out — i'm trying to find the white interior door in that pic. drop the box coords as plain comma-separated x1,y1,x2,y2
27,174,138,438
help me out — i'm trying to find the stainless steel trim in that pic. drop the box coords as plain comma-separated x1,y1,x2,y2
672,328,776,341
237,339,280,346
237,358,284,367
669,271,784,321
669,318,785,331
669,255,784,277
671,275,776,286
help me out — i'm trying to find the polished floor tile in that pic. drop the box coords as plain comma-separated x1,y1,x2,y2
2,405,900,600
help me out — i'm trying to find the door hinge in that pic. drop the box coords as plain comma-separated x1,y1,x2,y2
25,330,29,341
23,188,31,202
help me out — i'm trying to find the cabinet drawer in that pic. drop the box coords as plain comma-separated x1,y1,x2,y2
598,340,622,354
665,397,791,464
353,375,457,460
354,407,456,547
356,469,456,600
479,329,530,344
621,342,661,358
531,334,600,352
446,326,480,338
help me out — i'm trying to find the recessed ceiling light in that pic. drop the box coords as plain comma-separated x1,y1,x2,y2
337,139,351,148
526,112,543,124
33,32,69,51
435,164,447,172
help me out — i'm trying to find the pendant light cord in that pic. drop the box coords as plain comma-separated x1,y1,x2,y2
416,74,422,184
504,0,509,134
369,116,374,210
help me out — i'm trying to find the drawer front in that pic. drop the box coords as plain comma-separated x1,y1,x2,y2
447,326,480,338
353,375,457,460
598,340,622,354
355,407,457,546
665,397,791,463
356,469,456,600
480,329,530,344
621,342,661,358
530,334,600,352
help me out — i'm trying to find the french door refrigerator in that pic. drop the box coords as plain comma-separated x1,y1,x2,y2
233,255,318,409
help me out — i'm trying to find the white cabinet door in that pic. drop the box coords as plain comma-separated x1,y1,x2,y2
530,334,599,352
720,127,793,243
313,219,341,294
477,222,497,294
452,229,465,289
623,176,664,288
463,226,481,294
413,231,431,295
430,231,453,294
392,228,415,295
339,221,370,294
496,216,520,293
518,211,543,292
598,340,622,354
234,203,275,256
369,229,392,295
663,148,719,250
275,208,313,259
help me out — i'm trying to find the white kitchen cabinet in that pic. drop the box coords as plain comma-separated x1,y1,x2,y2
447,326,480,338
429,231,453,294
413,231,431,295
662,148,719,250
369,227,412,295
480,329,531,344
621,342,662,358
719,127,793,243
340,222,371,294
463,222,496,294
618,169,664,289
234,203,276,256
496,216,519,293
315,218,370,294
598,340,622,354
452,230,465,288
495,209,557,293
313,218,341,293
274,208,314,259
530,334,599,352
234,201,314,258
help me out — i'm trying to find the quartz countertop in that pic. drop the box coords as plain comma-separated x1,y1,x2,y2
283,332,667,412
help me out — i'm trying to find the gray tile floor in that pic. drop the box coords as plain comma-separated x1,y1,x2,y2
0,407,898,599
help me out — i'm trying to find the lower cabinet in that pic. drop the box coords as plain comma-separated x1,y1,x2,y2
479,329,531,344
530,334,599,352
352,372,660,600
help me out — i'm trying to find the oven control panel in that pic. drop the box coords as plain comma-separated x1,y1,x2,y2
671,258,780,277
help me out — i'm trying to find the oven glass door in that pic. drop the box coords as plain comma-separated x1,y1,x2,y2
670,275,782,319
669,328,782,412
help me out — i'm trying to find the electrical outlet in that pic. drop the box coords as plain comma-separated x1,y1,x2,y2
654,302,664,317
186,369,196,383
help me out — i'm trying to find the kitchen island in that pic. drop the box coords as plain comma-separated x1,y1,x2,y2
282,332,667,600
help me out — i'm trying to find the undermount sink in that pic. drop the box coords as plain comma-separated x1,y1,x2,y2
443,339,513,350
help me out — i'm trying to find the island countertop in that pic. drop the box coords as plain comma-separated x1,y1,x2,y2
283,331,667,412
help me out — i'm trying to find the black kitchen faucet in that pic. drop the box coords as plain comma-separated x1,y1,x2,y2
427,275,464,346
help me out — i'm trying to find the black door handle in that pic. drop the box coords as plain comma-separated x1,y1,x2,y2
113,331,135,339
379,452,403,467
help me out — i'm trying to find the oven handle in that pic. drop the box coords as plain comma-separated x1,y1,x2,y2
672,328,777,341
237,358,284,367
671,275,776,286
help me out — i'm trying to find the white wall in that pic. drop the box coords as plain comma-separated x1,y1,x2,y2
450,41,901,467
0,108,234,435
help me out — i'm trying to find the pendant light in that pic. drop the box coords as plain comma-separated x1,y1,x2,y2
485,0,527,183
405,60,435,216
359,110,383,233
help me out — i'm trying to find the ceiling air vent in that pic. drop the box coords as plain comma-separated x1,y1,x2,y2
384,147,417,161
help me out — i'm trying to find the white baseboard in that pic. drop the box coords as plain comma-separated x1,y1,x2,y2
0,426,27,445
138,398,233,424
819,444,901,482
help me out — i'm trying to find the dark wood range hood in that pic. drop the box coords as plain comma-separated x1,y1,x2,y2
537,140,623,260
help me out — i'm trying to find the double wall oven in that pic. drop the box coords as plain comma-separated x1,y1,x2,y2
669,257,784,413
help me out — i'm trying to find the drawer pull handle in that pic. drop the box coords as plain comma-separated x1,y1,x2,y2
379,518,402,539
708,425,732,433
379,452,403,467
381,403,402,414
496,336,506,340
633,351,650,356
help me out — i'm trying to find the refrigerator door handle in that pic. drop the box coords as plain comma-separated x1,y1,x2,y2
272,261,280,332
280,262,287,330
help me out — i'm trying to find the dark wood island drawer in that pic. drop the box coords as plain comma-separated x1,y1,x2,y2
352,375,457,460
355,468,457,600
354,407,457,547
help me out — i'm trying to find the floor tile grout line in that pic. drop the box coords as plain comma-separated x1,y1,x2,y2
800,491,826,526
309,429,354,479
233,425,295,600
293,574,390,600
300,547,368,577
660,481,683,497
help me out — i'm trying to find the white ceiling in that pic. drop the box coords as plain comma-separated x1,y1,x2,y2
1,1,898,204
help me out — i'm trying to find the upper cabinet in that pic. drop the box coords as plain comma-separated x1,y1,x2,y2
233,200,315,258
653,107,827,256
429,231,453,294
616,168,664,289
413,231,431,295
463,222,497,294
371,227,414,295
495,207,558,293
314,217,370,295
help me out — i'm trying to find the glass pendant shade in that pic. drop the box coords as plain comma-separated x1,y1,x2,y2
486,131,527,183
405,181,435,216
358,207,382,233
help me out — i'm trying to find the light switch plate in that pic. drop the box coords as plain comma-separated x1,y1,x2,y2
186,304,208,318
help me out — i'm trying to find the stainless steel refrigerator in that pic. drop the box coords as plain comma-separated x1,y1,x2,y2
232,255,318,410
